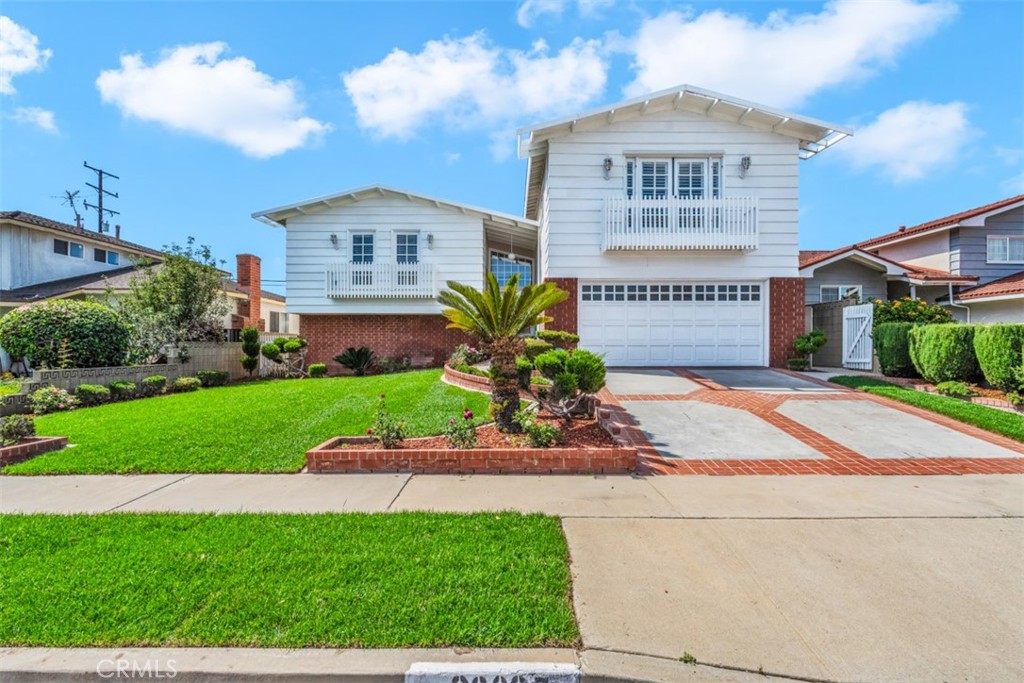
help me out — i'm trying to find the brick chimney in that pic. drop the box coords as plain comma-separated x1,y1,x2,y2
236,254,263,331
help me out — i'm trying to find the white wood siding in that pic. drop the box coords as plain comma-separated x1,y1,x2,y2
538,109,801,281
0,224,134,290
284,196,484,314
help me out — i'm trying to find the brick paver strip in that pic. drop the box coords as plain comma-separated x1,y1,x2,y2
598,371,1024,476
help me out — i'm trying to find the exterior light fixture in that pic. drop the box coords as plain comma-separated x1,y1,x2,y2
330,233,339,248
603,157,613,179
427,233,434,249
739,156,752,178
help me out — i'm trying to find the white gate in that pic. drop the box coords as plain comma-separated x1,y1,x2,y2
842,303,874,370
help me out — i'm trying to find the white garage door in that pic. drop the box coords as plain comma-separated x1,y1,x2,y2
579,282,765,366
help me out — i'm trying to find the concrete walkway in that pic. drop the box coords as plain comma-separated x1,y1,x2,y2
3,473,1023,682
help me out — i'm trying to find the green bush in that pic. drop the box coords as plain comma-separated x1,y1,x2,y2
533,349,569,379
196,370,230,387
140,375,167,397
0,299,131,369
524,338,553,361
515,356,534,390
564,349,606,393
30,387,78,414
240,326,261,376
334,346,374,375
109,381,137,401
973,324,1024,391
369,394,406,449
171,377,202,393
308,363,327,378
375,357,412,374
513,408,564,448
75,383,111,407
873,297,952,327
793,330,826,358
456,363,488,378
909,324,980,383
934,380,976,398
241,356,259,374
535,330,579,349
282,340,303,353
874,322,918,377
0,414,35,446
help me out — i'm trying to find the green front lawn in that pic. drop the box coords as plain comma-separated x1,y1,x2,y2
6,370,490,474
829,375,1024,442
0,512,579,648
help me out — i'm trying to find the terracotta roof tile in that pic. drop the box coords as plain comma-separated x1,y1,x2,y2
953,271,1024,301
856,194,1024,249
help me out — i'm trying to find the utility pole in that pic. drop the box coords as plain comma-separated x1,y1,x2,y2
82,161,120,233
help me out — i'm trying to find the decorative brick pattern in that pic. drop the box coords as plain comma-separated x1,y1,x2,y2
0,436,68,467
544,278,579,334
307,436,636,474
301,314,468,373
768,277,806,368
236,254,263,331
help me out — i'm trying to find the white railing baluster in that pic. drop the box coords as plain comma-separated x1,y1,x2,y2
603,196,758,251
325,262,435,299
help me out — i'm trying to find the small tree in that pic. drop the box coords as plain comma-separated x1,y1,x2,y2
530,348,606,420
240,326,260,376
787,330,827,370
260,336,309,377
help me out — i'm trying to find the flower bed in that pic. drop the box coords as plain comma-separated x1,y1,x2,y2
0,436,67,467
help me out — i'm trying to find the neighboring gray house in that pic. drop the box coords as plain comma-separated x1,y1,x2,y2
801,195,1024,322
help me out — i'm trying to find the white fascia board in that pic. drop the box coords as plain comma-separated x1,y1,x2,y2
955,292,1024,304
799,249,905,277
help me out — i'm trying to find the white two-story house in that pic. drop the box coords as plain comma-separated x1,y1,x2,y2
254,85,850,370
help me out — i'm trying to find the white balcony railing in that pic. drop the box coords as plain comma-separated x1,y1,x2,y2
325,262,435,298
603,196,759,251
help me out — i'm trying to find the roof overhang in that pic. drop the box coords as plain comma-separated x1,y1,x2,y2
956,291,1024,304
863,197,1024,250
799,248,906,277
252,184,538,233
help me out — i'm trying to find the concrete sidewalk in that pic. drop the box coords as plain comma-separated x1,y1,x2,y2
3,473,1023,682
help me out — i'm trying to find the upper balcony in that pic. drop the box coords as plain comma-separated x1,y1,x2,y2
325,261,435,299
603,196,759,251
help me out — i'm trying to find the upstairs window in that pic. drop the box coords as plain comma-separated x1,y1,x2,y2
396,233,418,264
53,239,84,258
987,236,1024,264
94,248,119,265
626,157,722,199
351,233,374,264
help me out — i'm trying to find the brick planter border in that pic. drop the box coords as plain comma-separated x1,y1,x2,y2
442,363,550,395
0,436,68,467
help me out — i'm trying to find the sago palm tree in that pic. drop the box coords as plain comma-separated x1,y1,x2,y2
439,273,568,430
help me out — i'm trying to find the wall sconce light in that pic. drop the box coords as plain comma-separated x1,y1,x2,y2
427,233,434,249
739,155,752,178
603,157,613,180
329,233,339,249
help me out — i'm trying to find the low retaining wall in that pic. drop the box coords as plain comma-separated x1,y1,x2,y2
307,436,636,474
0,436,67,467
442,364,492,392
33,364,184,393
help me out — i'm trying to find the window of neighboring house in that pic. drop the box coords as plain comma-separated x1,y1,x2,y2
395,233,419,264
626,157,722,199
489,251,533,288
53,239,84,258
351,233,374,264
94,248,119,265
269,311,281,333
986,236,1024,264
820,285,862,303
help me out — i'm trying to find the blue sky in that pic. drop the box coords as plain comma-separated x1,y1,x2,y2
2,0,1022,285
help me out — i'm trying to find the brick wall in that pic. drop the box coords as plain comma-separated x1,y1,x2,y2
544,277,578,334
236,254,263,331
768,277,806,367
301,314,468,373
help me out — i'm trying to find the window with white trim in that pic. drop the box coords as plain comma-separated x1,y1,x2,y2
489,251,532,288
626,157,722,199
987,236,1024,264
820,285,862,303
395,233,418,264
351,233,374,264
580,283,760,302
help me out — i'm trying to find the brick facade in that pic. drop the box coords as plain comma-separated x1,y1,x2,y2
236,254,263,331
301,314,467,373
544,277,578,333
768,277,806,367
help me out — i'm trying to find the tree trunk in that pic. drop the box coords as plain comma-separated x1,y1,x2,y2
489,350,519,432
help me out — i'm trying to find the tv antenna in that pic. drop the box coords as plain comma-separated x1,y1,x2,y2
82,161,120,233
52,189,83,228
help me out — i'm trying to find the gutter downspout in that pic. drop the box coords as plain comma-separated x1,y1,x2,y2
948,282,970,323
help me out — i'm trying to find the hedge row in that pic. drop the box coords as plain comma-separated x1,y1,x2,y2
874,322,1024,389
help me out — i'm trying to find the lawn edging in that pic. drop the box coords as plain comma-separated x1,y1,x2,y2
0,436,67,467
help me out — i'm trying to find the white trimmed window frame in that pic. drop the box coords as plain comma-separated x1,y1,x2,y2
986,235,1024,264
625,156,724,199
820,284,862,303
395,231,420,264
349,230,375,264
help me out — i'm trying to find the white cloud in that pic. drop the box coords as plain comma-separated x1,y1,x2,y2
0,16,52,94
1001,172,1024,195
9,106,57,133
516,0,614,28
443,151,461,164
625,0,956,107
342,33,606,155
838,101,974,182
96,42,329,158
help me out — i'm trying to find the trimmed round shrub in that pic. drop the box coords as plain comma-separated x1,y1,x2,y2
109,381,137,401
874,322,918,377
536,329,580,349
140,375,167,397
75,383,111,407
0,414,35,446
261,343,282,362
196,370,230,387
973,324,1024,391
909,324,980,383
524,338,553,361
308,363,327,378
241,356,259,374
564,349,606,393
171,376,202,393
30,387,78,414
0,299,131,369
534,349,569,379
282,340,303,353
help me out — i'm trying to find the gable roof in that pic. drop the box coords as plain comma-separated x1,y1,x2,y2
0,210,165,259
518,84,851,220
798,247,978,284
857,194,1024,250
946,270,1024,303
252,184,538,232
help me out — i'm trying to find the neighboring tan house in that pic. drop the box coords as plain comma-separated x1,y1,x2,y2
800,195,1024,322
0,212,296,365
254,84,851,370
